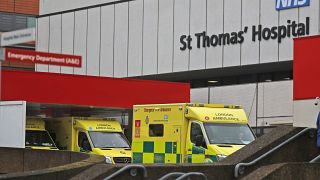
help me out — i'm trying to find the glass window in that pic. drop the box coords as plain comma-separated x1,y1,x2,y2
27,17,36,28
190,122,203,144
204,123,255,145
89,132,130,148
25,130,56,147
78,132,91,151
149,124,164,137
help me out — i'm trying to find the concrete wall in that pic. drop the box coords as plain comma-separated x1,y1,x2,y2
0,147,105,179
37,0,319,77
191,81,293,127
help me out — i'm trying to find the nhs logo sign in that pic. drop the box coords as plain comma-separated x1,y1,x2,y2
276,0,310,10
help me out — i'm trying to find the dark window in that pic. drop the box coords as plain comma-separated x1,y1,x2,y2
190,123,203,144
78,132,91,151
149,124,164,137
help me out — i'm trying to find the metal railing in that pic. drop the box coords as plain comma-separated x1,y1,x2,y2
159,172,207,180
234,127,313,178
310,154,320,163
104,164,147,180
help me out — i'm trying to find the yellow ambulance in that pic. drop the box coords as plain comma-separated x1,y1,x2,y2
132,103,255,164
25,118,58,150
46,117,132,164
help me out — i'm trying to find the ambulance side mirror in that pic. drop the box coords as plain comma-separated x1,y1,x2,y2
195,135,204,147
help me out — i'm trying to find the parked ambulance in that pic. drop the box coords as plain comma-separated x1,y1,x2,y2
132,103,255,164
25,118,58,150
46,117,132,164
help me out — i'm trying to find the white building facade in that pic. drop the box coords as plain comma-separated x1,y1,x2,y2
36,0,320,128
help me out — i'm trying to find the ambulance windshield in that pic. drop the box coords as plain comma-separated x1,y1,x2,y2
204,123,255,145
89,132,130,148
25,130,56,147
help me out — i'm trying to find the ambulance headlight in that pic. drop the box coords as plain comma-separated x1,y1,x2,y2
216,154,227,161
105,156,113,164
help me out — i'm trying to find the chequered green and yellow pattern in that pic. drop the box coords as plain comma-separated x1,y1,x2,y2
187,145,218,163
132,141,181,164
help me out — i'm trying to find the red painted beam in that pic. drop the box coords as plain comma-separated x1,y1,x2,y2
294,35,320,100
0,70,190,108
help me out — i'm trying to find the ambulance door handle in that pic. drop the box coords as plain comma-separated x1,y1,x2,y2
187,148,192,152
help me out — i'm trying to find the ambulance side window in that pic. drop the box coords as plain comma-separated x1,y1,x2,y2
190,122,206,148
78,132,92,152
149,124,164,137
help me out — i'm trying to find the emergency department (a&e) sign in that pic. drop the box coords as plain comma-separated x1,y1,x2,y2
5,48,82,67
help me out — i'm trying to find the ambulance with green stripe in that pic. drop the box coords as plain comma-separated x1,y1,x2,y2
132,103,255,164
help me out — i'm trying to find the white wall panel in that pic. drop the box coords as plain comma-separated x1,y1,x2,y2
100,5,114,77
0,101,26,148
191,88,209,104
173,0,189,72
143,0,158,75
223,0,241,67
87,8,101,76
158,0,174,74
189,0,206,70
48,15,62,73
114,3,128,77
241,0,260,65
209,84,257,127
40,0,114,15
73,10,87,75
128,0,143,77
294,100,320,128
257,81,293,126
260,0,278,63
206,0,223,69
61,12,75,74
299,0,319,36
36,17,49,72
279,9,298,61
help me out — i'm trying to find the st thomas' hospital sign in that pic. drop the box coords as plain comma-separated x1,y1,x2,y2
179,17,310,51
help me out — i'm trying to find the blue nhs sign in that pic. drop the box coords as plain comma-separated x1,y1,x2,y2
276,0,310,10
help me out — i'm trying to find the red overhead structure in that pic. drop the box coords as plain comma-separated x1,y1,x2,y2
0,70,190,108
294,35,320,100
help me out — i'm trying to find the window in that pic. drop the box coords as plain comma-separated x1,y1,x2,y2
190,122,203,144
149,124,164,137
78,132,91,151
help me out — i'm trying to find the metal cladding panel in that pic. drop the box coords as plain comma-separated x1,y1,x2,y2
241,0,260,65
223,0,241,67
61,12,75,74
36,17,49,72
87,7,101,76
260,0,279,63
114,2,128,77
258,81,293,118
189,0,206,70
299,0,319,36
173,0,189,72
279,8,298,61
48,14,62,73
190,88,209,104
294,36,320,100
293,100,319,128
158,0,173,74
143,0,158,75
128,0,143,77
0,70,190,108
73,10,87,75
0,101,26,148
100,5,115,77
39,0,113,15
206,0,223,69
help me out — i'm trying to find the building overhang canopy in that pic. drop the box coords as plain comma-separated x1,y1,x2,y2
0,70,190,109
